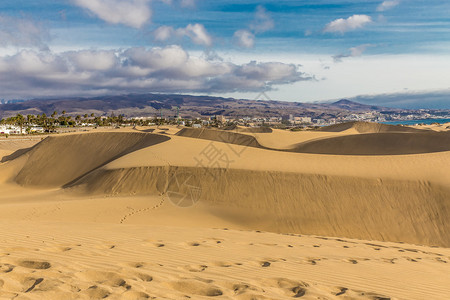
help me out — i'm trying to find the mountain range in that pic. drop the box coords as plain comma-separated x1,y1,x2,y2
0,93,403,120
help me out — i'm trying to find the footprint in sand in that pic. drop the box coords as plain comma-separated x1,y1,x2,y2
0,263,15,273
183,264,208,272
135,272,153,282
406,257,419,263
17,260,51,270
23,278,44,293
121,291,153,299
382,258,397,264
187,242,201,247
261,278,309,298
212,261,233,268
168,279,223,297
261,261,271,267
344,259,358,264
333,287,348,296
435,257,447,263
83,285,111,299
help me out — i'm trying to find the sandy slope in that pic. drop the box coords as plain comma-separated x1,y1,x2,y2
0,124,450,299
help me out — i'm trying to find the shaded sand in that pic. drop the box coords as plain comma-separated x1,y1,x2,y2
0,124,449,299
0,137,43,162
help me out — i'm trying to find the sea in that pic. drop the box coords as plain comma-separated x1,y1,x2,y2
382,118,450,125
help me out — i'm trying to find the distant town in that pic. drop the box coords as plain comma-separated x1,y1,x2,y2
1,94,449,135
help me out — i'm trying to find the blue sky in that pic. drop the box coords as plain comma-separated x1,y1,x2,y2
0,0,449,108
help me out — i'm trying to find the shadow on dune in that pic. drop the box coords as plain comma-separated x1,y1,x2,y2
1,147,34,163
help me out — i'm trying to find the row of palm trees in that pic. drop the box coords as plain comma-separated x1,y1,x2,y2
0,111,178,132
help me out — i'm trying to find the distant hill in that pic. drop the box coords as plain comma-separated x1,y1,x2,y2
329,99,387,111
0,93,398,119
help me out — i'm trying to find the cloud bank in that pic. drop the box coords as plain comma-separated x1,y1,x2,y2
350,90,450,109
0,46,313,99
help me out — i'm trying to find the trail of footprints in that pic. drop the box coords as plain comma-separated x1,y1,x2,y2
119,195,166,224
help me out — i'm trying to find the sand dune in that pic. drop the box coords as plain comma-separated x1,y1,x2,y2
292,131,450,155
1,124,450,299
14,132,170,187
3,130,448,247
319,121,425,133
178,126,450,155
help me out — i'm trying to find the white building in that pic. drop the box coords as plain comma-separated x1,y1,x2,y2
0,125,25,134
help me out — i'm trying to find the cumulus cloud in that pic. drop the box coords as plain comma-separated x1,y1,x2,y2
153,24,213,47
74,0,152,28
233,30,255,48
0,46,313,98
377,0,400,12
0,15,50,50
324,15,372,34
333,44,374,62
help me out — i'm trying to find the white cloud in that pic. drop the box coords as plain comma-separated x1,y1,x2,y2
153,24,213,47
0,15,50,50
324,15,372,34
233,30,255,48
74,0,152,28
0,46,312,98
377,0,400,12
333,44,374,62
182,24,212,47
250,6,274,34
